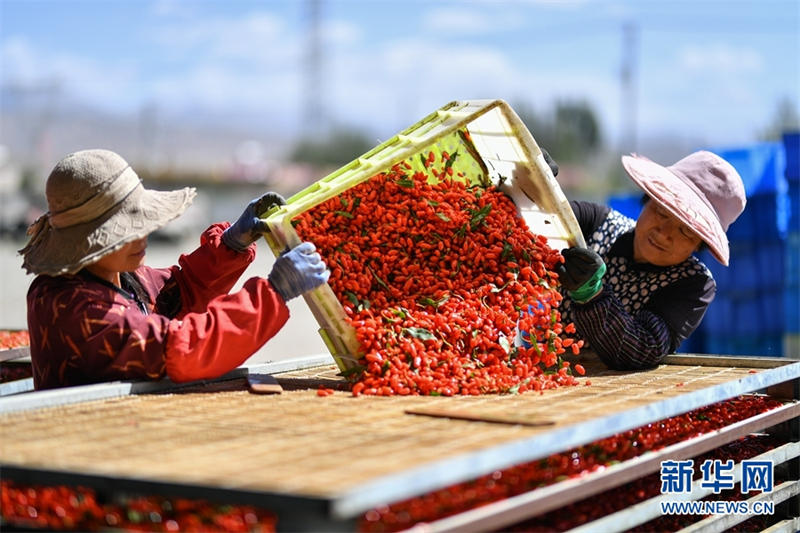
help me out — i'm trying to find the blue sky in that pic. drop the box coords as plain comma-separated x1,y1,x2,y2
1,0,798,153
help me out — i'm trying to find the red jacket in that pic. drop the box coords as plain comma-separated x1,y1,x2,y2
27,223,289,390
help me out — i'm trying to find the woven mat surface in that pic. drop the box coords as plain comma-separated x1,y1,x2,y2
0,357,763,499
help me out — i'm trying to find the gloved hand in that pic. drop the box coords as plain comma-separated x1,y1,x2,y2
268,242,330,302
541,148,559,177
555,247,606,303
222,192,286,252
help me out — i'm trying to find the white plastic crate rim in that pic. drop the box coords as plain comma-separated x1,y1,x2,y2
263,99,585,371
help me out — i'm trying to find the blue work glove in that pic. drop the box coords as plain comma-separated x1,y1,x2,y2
222,192,286,252
556,247,606,303
268,242,330,302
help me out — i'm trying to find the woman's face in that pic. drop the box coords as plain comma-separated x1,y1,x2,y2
633,201,703,266
87,237,148,280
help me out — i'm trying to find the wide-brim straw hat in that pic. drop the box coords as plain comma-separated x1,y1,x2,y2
621,150,746,266
20,149,196,276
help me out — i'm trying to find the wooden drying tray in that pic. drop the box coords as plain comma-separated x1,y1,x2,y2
1,353,798,529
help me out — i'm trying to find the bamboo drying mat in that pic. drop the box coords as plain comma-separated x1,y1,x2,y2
0,354,779,504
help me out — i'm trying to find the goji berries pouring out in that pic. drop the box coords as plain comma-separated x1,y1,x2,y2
293,141,584,396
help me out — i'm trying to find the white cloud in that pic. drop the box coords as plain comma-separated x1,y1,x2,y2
459,0,592,10
381,38,515,80
0,11,625,148
1,37,40,84
638,71,767,147
421,7,523,34
152,62,300,114
321,19,361,46
3,0,791,152
0,9,313,131
140,8,304,121
318,34,619,142
333,38,521,111
1,37,139,112
627,40,779,145
679,44,764,75
149,0,193,18
150,11,289,62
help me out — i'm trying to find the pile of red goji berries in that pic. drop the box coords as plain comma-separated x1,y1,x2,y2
293,151,583,396
358,395,784,532
0,481,277,532
0,329,29,350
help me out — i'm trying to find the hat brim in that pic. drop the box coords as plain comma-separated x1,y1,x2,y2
622,155,729,266
22,185,196,276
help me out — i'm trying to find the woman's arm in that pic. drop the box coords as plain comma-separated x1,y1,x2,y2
571,275,714,369
164,277,289,383
571,290,672,369
170,223,257,315
570,200,611,242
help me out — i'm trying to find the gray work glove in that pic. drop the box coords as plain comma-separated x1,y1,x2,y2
542,148,559,177
268,242,330,302
222,192,286,252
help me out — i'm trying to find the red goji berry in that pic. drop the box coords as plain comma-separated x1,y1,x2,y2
293,135,584,397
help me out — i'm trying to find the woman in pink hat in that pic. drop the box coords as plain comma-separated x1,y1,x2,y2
548,150,746,369
20,149,329,390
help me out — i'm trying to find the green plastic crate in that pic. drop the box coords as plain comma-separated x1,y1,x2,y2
263,99,585,372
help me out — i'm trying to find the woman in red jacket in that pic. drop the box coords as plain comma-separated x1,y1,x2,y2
20,149,328,390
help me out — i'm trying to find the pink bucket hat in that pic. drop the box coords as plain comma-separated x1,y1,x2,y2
621,150,746,266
